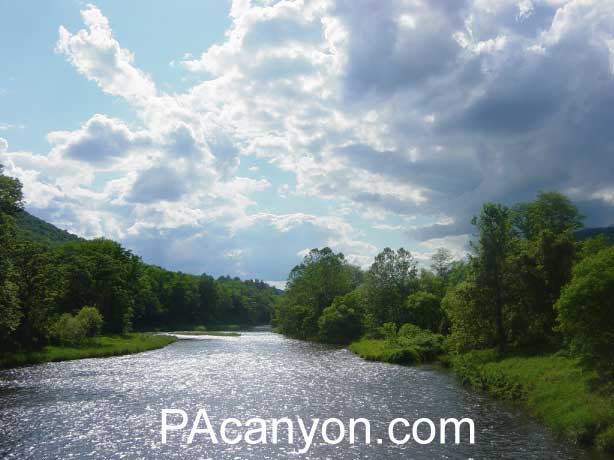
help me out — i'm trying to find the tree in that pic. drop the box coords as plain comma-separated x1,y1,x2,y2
75,306,104,337
0,166,23,351
404,291,444,333
430,247,453,280
442,281,497,352
512,191,583,239
365,247,418,326
0,165,24,215
555,246,614,378
471,203,514,352
318,301,362,344
276,248,356,338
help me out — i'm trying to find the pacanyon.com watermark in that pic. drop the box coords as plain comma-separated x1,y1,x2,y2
161,408,475,454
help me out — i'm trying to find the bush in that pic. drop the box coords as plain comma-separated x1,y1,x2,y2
379,322,398,345
397,323,445,360
194,325,207,332
318,302,362,344
51,313,85,346
50,306,104,346
75,306,103,337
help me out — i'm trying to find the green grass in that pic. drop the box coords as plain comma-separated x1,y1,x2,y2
349,339,428,365
0,333,177,368
450,350,614,452
169,331,241,337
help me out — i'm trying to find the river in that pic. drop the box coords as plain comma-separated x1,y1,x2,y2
0,331,604,459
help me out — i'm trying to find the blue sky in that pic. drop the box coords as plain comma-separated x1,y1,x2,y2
2,0,614,286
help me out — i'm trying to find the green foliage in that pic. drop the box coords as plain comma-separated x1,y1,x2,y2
397,323,444,358
450,351,614,450
75,306,103,337
50,306,104,346
349,339,421,365
0,168,279,355
318,300,363,344
0,165,24,214
471,202,514,351
274,248,358,338
443,281,496,352
0,334,176,368
14,210,81,245
273,303,316,339
512,191,584,240
404,291,444,333
194,325,207,332
0,173,22,347
350,325,444,365
365,247,418,326
555,246,614,378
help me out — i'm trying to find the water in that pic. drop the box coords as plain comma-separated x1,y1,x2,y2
0,331,604,459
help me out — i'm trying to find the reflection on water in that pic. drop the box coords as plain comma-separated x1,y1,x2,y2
0,332,604,459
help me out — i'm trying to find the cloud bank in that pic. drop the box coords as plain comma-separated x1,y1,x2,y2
2,0,614,280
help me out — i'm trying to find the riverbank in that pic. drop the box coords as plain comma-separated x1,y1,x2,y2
450,350,614,453
168,331,241,337
348,339,614,454
349,339,433,365
0,333,177,368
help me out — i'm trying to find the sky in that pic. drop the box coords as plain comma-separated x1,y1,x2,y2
1,0,614,287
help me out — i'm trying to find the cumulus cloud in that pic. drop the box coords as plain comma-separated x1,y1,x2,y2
5,0,614,279
47,114,152,164
56,3,156,103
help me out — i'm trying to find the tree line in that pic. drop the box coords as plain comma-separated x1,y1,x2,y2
0,166,278,353
273,191,614,380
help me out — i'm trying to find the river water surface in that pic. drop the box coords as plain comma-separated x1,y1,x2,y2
0,331,605,459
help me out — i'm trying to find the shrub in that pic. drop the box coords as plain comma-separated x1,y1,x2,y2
379,322,398,346
51,313,86,346
50,306,104,346
318,303,362,344
194,325,207,332
75,306,103,337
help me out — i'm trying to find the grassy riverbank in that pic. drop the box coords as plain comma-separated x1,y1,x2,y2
0,334,177,368
450,350,614,452
348,338,614,453
349,339,430,365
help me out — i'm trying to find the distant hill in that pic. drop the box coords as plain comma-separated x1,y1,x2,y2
575,226,614,243
14,210,82,245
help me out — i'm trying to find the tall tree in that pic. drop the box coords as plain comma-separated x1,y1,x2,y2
471,203,514,352
0,166,24,350
365,247,418,326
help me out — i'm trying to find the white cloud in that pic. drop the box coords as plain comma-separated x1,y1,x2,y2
56,4,156,103
7,0,614,279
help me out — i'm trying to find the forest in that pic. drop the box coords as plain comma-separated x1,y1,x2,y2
0,166,279,354
272,189,614,450
273,190,614,376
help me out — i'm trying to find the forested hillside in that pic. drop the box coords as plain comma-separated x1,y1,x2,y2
14,211,81,245
0,166,279,353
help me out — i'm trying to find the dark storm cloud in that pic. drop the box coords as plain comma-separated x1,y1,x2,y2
337,144,481,195
334,0,466,97
330,0,614,237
